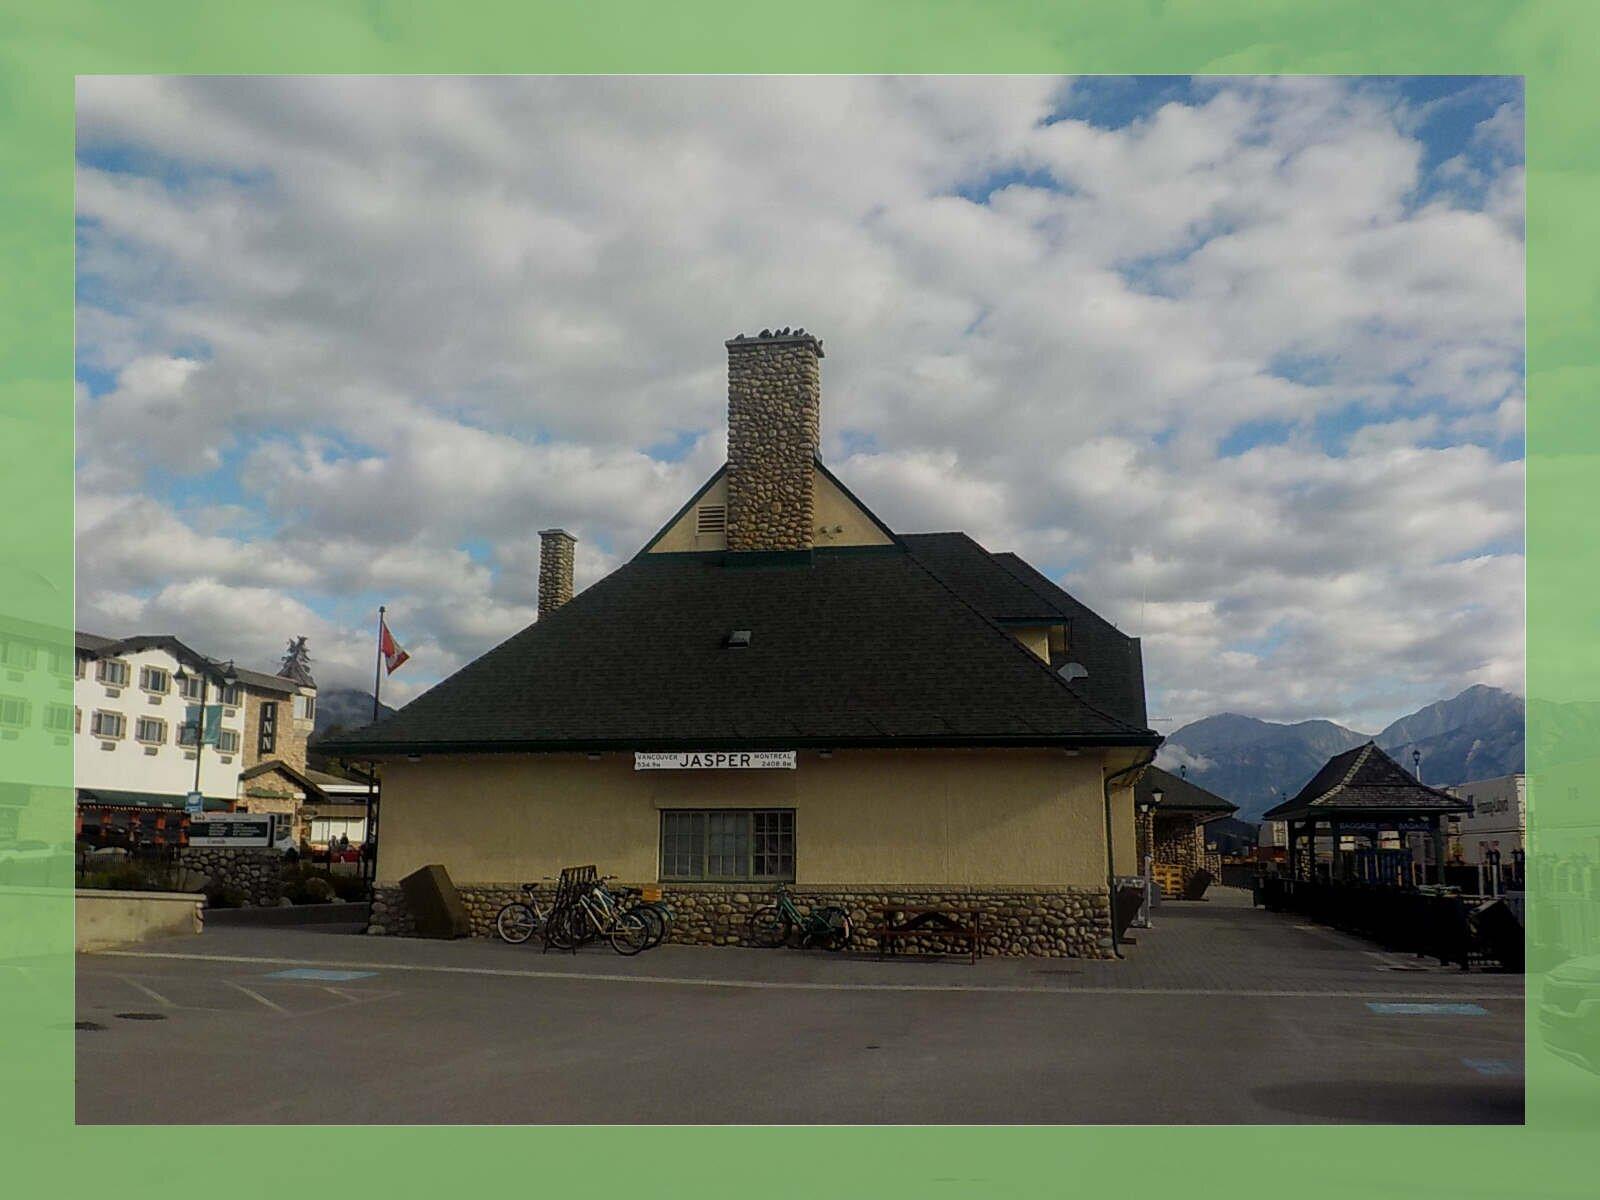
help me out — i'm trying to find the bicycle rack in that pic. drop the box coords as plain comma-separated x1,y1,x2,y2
543,864,599,954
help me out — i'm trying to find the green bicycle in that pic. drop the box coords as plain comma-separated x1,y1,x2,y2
749,883,852,951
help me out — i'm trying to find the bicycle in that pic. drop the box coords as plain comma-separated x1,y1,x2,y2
749,883,852,951
495,881,552,945
547,876,651,955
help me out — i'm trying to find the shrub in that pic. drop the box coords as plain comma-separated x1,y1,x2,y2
204,884,246,909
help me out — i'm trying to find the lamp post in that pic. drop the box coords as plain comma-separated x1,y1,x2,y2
1138,789,1162,925
1412,748,1422,782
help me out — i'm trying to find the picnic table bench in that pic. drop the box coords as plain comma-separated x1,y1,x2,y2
875,904,984,964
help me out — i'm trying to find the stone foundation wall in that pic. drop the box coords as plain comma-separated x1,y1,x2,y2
178,847,286,907
368,882,1115,958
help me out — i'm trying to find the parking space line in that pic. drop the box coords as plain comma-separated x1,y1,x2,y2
97,950,1523,1001
224,981,288,1014
118,976,174,1008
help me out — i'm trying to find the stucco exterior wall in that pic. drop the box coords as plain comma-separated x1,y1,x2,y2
374,748,1128,889
648,466,893,554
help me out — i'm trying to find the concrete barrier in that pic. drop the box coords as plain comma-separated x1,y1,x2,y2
76,889,204,952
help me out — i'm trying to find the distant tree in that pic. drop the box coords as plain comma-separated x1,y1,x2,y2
279,636,315,686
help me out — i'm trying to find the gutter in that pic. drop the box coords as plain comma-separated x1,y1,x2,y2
1102,750,1157,960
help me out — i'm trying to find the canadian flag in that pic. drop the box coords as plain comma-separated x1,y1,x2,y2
379,616,410,675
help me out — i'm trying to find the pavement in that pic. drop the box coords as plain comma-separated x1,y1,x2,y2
74,887,1526,1124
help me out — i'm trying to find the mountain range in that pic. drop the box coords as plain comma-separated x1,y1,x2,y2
313,687,397,738
1158,684,1525,822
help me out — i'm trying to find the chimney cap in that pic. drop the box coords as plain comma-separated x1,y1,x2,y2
537,528,577,541
725,328,823,357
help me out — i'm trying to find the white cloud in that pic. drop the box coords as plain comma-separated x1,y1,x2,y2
74,76,1524,727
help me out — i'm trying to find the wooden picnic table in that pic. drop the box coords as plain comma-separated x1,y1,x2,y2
875,904,984,964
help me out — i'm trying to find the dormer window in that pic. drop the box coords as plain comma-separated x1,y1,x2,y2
725,629,751,649
696,505,727,535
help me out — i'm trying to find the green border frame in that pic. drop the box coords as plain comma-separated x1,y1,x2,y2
3,2,1595,1195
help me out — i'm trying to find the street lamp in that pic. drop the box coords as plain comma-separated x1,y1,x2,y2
173,660,238,806
1412,748,1422,782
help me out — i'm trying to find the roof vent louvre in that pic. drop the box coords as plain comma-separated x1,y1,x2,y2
696,504,727,535
725,629,751,649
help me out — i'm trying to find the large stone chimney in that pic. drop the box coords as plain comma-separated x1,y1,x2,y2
537,528,576,618
724,328,823,553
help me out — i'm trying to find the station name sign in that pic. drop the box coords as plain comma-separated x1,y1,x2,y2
635,751,797,771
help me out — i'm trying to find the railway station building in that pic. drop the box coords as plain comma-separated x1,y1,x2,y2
322,330,1162,956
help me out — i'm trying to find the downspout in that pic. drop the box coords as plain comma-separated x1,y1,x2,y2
1102,751,1156,960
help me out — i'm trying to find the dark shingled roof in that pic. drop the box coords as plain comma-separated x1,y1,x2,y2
320,545,1158,756
1135,765,1238,817
1262,741,1472,821
989,551,1148,730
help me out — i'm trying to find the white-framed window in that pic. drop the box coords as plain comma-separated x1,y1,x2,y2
1,640,37,671
140,666,171,694
75,654,88,679
178,672,205,701
135,716,167,744
97,659,131,687
294,693,316,721
660,809,795,882
217,729,241,753
218,683,243,708
0,695,30,729
44,703,74,733
91,710,126,739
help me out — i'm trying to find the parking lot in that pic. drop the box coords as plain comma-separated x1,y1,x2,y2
74,888,1525,1124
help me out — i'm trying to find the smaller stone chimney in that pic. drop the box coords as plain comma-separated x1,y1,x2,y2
538,528,576,618
725,328,823,553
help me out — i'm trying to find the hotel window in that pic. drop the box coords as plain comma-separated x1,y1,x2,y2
179,671,205,701
294,693,316,721
91,710,126,739
1,640,37,671
659,809,795,882
259,701,277,755
97,659,131,687
75,654,88,679
0,696,30,728
218,729,241,753
135,716,167,745
49,648,71,677
140,666,171,694
45,703,74,733
218,683,243,708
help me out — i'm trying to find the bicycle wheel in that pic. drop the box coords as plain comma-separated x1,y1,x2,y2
648,901,673,946
609,911,650,956
544,905,579,950
495,902,539,945
749,907,790,948
632,904,666,949
820,910,852,952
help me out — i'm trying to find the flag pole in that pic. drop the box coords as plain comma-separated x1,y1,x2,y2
364,605,385,884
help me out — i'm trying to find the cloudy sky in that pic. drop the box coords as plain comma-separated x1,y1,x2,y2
75,75,1524,732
